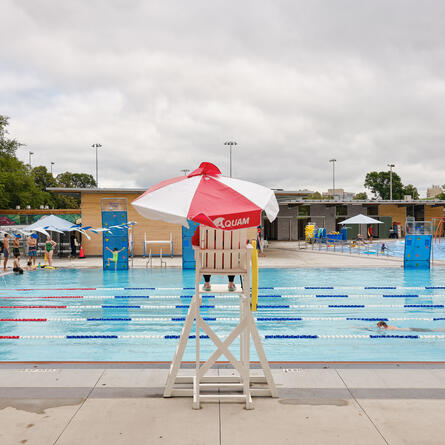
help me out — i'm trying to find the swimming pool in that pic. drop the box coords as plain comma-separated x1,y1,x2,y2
1,267,445,362
384,240,445,261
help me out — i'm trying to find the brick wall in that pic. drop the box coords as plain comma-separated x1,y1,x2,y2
81,192,182,256
80,192,258,256
378,205,406,226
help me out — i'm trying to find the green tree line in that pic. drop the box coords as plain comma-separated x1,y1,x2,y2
0,115,96,209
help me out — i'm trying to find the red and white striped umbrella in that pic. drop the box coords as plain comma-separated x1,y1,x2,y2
132,162,279,230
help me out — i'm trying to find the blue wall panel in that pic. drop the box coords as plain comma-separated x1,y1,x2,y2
404,235,432,269
182,220,199,269
102,211,128,270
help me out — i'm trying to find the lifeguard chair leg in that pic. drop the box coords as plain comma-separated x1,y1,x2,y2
164,298,197,397
249,311,278,397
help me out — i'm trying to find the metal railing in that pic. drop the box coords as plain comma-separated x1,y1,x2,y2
298,238,391,257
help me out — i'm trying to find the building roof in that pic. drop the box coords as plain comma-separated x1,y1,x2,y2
47,187,147,194
46,188,445,207
279,199,445,206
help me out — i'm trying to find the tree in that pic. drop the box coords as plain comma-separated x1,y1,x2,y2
32,166,58,191
0,115,23,156
0,114,93,209
0,154,48,208
354,192,368,200
306,191,323,199
364,171,404,200
56,172,96,188
402,184,419,200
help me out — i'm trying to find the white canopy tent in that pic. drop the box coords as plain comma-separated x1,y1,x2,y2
339,214,382,225
339,214,382,237
23,215,90,239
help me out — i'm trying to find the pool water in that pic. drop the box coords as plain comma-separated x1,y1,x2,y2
1,268,445,362
384,240,445,261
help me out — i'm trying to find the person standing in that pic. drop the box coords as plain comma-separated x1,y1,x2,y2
191,225,236,291
27,234,37,266
45,236,57,267
256,225,266,257
3,233,9,271
70,233,78,258
12,235,21,260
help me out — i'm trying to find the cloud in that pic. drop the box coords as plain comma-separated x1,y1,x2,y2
1,0,445,195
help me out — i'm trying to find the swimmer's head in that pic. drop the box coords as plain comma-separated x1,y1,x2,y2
377,321,388,329
113,248,118,251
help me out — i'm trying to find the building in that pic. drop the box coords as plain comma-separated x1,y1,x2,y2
267,198,445,241
322,189,355,200
427,185,443,199
41,188,445,254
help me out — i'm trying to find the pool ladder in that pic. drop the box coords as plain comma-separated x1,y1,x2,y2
145,249,167,268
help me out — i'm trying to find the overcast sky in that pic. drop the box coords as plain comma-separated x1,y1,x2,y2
1,0,444,196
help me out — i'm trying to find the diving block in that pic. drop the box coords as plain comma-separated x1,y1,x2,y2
143,232,173,257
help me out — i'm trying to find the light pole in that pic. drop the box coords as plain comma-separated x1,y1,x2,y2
50,162,55,175
329,158,336,198
91,143,102,187
29,151,34,167
224,141,237,178
181,169,190,176
387,163,395,200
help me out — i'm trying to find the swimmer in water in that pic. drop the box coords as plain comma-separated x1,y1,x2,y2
377,321,445,332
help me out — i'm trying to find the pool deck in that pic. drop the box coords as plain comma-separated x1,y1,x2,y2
3,240,445,273
1,363,445,444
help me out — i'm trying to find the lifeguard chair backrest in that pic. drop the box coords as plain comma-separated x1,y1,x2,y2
198,226,248,272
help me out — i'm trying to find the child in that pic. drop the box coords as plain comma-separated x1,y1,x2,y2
106,246,126,271
45,236,57,267
12,256,24,274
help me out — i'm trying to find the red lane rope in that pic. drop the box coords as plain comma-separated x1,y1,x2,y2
0,296,84,299
1,288,97,291
0,336,20,339
0,319,47,322
0,306,66,309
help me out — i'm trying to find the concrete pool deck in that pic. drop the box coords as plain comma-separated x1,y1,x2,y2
1,363,445,444
3,240,445,273
2,241,445,274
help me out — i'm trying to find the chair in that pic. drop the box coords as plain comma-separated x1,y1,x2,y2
164,225,277,409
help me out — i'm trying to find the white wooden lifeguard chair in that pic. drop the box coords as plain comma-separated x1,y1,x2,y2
164,226,277,409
